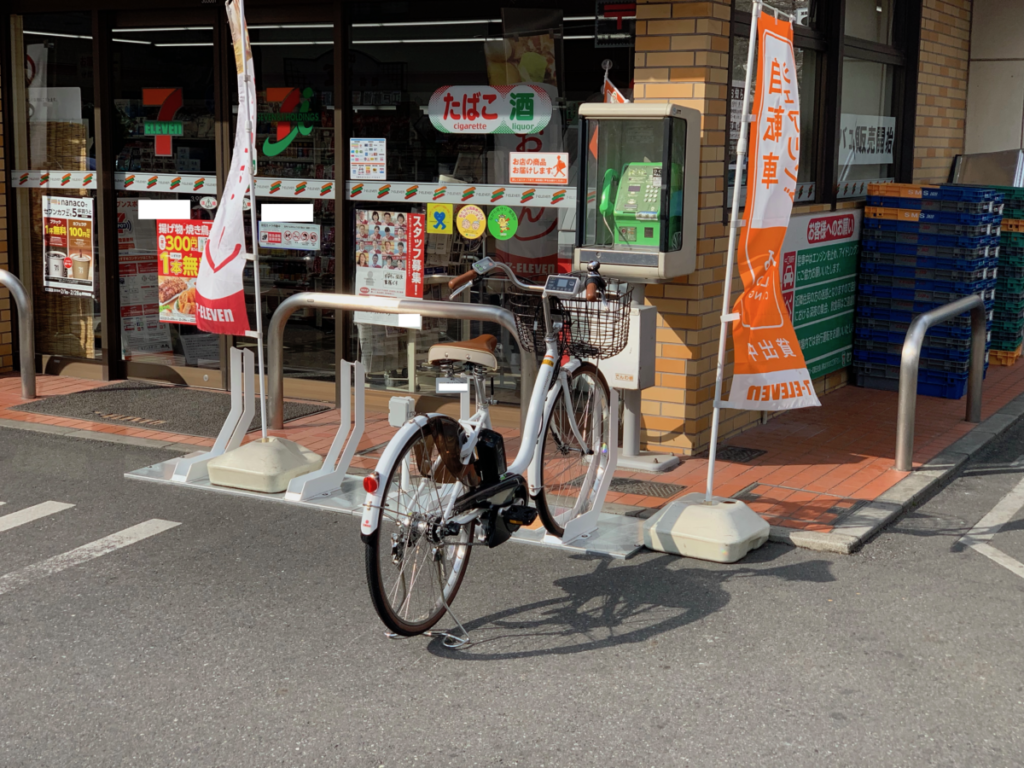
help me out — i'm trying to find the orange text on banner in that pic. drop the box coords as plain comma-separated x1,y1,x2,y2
725,11,820,412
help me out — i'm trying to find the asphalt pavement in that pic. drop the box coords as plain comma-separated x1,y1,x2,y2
1,423,1023,767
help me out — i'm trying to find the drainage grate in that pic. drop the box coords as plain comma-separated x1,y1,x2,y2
608,478,685,498
696,445,767,464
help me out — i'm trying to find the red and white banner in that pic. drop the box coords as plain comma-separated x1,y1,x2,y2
725,11,820,411
603,75,628,104
194,0,253,336
406,213,425,299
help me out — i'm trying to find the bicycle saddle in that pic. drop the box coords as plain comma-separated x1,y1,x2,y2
428,334,499,370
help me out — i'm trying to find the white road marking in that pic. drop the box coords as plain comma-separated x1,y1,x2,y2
959,474,1024,581
0,519,180,596
0,501,75,533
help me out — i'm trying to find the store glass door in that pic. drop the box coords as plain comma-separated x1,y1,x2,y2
108,14,225,387
233,20,338,402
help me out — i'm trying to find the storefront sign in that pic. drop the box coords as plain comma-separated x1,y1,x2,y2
839,114,896,167
117,198,158,253
262,86,317,157
781,211,861,379
725,11,819,412
353,209,424,328
488,206,519,240
142,87,183,157
428,85,551,134
509,152,568,185
456,205,487,239
157,219,210,325
258,222,320,251
350,138,386,180
42,196,95,297
595,1,637,47
427,203,454,234
119,251,172,358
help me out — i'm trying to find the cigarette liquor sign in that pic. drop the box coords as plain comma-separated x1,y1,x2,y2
428,85,551,134
781,211,861,380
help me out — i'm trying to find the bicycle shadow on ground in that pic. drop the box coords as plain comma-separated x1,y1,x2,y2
427,544,835,659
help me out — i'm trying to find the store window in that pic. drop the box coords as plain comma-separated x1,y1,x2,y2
734,0,817,30
729,36,818,203
845,0,895,46
108,25,221,370
838,57,895,193
11,13,101,361
348,2,634,402
236,23,337,383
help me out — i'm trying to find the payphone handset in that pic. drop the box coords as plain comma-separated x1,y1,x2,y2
600,162,682,248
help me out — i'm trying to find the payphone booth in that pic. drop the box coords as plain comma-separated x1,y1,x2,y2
574,102,701,471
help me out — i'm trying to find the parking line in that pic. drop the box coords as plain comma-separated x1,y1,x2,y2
0,501,75,534
959,475,1024,581
0,519,180,596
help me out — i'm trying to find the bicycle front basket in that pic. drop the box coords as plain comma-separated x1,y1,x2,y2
560,277,632,360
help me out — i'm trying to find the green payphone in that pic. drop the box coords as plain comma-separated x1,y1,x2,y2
601,162,683,247
575,103,700,282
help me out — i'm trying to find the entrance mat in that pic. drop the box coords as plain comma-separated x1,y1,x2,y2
695,445,768,464
608,478,686,498
11,381,329,439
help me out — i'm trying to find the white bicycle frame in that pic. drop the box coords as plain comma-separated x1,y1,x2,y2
361,263,595,536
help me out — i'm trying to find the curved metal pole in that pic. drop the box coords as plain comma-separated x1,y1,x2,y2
0,269,36,400
267,293,533,431
895,294,986,471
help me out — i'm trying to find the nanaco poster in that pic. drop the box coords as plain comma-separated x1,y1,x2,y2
42,196,95,297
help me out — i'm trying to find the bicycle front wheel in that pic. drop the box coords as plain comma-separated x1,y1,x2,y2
535,362,611,537
365,420,474,636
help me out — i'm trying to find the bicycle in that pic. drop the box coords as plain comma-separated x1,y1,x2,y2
360,259,632,645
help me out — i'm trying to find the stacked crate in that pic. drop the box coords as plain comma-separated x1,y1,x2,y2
987,186,1024,365
853,183,999,399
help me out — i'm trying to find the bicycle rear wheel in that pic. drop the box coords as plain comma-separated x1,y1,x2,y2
365,420,474,636
535,363,611,537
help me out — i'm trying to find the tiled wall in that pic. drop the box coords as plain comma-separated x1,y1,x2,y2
914,0,971,184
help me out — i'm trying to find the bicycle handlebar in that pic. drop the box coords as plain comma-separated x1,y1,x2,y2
447,259,544,296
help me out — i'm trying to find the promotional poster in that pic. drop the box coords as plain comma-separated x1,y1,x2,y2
42,196,95,297
353,209,425,328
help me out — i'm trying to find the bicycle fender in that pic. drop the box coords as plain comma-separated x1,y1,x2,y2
360,413,471,538
361,414,433,538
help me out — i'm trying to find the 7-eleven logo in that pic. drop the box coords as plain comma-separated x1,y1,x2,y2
142,87,183,157
263,87,316,157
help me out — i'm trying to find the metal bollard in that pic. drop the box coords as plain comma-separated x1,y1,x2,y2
0,270,36,400
895,294,986,471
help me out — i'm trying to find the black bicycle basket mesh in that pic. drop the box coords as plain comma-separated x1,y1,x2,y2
507,291,570,356
559,277,632,360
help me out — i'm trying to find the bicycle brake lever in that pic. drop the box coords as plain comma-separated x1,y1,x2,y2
448,280,473,300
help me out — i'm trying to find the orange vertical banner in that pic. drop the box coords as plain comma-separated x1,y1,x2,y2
725,12,820,411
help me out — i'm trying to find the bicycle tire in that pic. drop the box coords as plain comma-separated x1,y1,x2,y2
535,362,611,537
365,419,475,636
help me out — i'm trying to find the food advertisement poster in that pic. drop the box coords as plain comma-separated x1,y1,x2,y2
258,222,320,251
157,219,211,325
354,210,425,328
781,210,861,380
42,196,95,297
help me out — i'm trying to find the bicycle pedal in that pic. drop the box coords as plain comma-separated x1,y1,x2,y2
501,505,537,527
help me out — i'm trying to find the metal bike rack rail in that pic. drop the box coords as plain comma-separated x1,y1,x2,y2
895,294,987,471
267,292,533,431
0,269,36,400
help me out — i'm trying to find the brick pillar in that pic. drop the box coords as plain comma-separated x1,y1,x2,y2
913,0,971,184
632,0,757,456
0,56,11,374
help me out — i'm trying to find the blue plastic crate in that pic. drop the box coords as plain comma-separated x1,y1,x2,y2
859,261,995,285
921,198,1002,215
853,367,971,399
863,226,1000,248
867,195,923,210
918,221,1000,238
918,211,1002,226
856,298,995,322
921,185,1003,203
858,282,997,304
853,338,983,363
